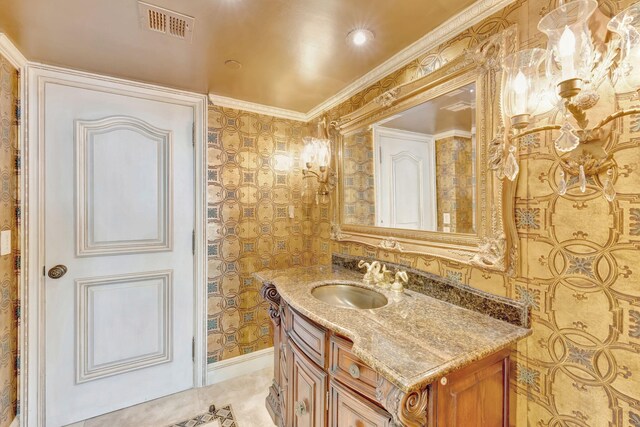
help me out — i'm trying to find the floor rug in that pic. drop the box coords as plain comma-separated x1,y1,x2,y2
168,404,238,427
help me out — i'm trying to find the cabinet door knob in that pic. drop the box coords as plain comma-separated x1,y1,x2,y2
440,376,448,386
294,400,307,417
348,363,361,379
48,265,68,279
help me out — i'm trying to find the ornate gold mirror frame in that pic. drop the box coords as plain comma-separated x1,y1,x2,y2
332,27,519,274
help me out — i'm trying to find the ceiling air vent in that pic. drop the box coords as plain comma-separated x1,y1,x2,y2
138,1,194,42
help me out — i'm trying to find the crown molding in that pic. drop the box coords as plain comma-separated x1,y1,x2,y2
209,0,515,123
0,34,27,69
208,93,307,122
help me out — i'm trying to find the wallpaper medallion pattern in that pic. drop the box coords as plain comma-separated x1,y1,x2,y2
0,55,18,427
435,135,475,233
321,0,640,425
342,130,375,226
206,105,330,363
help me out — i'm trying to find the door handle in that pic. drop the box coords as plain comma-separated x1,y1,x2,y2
48,265,68,279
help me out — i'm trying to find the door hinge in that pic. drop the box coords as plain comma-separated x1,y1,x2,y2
192,337,195,362
192,122,195,146
192,230,195,255
42,266,45,277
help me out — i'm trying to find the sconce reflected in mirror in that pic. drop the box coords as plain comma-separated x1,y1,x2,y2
302,116,336,204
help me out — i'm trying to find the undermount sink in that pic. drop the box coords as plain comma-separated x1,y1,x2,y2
311,283,388,309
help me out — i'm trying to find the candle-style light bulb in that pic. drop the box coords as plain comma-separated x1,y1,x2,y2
514,71,527,93
558,26,576,56
558,26,577,80
513,70,528,114
317,141,330,168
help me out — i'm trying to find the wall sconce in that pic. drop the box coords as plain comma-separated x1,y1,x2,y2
302,116,336,204
497,0,640,201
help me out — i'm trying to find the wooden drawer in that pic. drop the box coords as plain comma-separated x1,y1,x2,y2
330,379,392,427
329,335,378,401
288,306,328,367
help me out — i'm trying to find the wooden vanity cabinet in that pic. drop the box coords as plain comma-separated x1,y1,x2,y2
436,350,510,427
289,340,328,427
261,282,512,427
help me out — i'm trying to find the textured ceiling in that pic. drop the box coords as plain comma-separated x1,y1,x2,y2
0,0,478,112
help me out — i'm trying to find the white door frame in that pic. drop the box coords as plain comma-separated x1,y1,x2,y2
22,63,208,427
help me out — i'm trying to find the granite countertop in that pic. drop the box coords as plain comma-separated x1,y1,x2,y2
255,265,531,393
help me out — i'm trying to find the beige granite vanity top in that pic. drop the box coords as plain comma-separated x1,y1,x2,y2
255,265,531,393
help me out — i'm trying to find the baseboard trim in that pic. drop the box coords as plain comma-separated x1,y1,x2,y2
10,416,18,427
206,347,274,385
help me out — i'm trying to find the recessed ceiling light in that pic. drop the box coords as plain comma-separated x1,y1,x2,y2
346,29,374,46
224,59,242,70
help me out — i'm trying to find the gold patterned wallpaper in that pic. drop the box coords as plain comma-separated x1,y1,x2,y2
321,0,640,425
435,135,475,233
0,56,18,427
206,105,331,362
342,130,376,226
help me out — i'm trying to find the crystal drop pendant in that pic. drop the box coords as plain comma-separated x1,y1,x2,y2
554,122,580,152
504,146,519,181
579,165,587,193
603,168,616,202
558,170,567,195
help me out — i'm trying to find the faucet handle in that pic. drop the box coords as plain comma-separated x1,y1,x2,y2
391,271,408,292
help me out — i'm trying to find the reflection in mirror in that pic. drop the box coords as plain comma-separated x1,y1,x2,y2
342,82,477,234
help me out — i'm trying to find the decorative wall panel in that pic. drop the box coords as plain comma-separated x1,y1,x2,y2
206,105,329,362
0,55,18,427
75,116,172,256
323,0,640,425
76,271,172,383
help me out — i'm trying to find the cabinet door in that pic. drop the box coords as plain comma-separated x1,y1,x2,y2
330,380,393,427
290,341,328,427
436,350,509,427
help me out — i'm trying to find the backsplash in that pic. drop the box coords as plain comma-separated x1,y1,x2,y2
0,55,19,427
332,254,528,327
322,0,640,425
206,105,331,362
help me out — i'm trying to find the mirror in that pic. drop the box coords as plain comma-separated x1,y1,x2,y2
342,82,476,233
332,28,519,273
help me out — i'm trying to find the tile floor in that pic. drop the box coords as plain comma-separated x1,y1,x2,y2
65,367,275,427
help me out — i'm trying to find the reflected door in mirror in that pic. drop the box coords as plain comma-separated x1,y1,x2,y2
374,127,436,230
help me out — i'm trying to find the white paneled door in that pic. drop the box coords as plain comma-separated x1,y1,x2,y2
41,75,196,426
374,127,437,230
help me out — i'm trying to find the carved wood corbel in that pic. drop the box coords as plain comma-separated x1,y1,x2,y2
260,281,282,326
376,377,429,427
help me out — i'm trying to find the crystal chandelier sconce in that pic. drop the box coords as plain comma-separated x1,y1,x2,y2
302,116,336,204
498,0,640,202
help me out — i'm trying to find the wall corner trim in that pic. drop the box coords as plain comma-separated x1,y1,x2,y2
206,347,274,385
0,34,27,69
